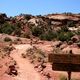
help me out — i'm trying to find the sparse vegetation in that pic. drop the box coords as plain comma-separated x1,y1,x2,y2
67,21,76,27
0,22,15,34
26,46,47,63
0,13,79,42
57,31,74,42
21,33,30,38
31,27,43,37
0,13,80,80
39,31,57,41
4,37,12,42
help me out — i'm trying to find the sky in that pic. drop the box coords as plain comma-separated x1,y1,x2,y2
0,0,80,16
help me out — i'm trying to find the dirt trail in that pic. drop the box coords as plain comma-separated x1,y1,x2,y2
10,44,41,80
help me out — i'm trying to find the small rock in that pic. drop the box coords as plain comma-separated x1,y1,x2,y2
7,65,18,76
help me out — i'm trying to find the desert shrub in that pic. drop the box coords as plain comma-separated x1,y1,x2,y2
32,27,43,37
26,47,47,63
21,33,30,38
39,33,47,40
57,25,74,42
76,29,80,35
39,31,57,41
67,21,76,27
57,32,74,42
4,37,12,42
0,22,21,36
60,26,69,32
13,23,21,37
3,46,14,55
0,22,15,34
14,28,21,37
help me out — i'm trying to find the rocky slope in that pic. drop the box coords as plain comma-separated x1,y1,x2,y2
0,13,80,40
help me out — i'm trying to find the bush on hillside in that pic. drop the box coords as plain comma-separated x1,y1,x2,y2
39,31,57,41
4,37,12,42
32,27,43,37
26,47,47,63
76,29,80,35
57,32,74,42
0,22,15,34
60,26,69,32
67,21,76,27
13,22,22,37
0,22,22,36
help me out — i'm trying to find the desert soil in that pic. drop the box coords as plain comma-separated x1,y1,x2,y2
10,44,41,80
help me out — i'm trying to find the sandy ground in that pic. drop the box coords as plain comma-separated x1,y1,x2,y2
10,43,80,80
1,39,80,80
10,44,41,80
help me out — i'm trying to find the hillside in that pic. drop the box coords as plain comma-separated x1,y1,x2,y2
0,13,80,41
0,13,80,80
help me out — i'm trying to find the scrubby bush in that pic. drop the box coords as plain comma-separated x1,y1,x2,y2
21,33,30,38
4,37,12,42
26,46,47,63
57,25,74,42
0,22,15,34
76,29,80,35
67,21,76,27
39,31,57,41
0,22,21,36
57,32,74,42
32,27,43,37
13,22,21,37
60,26,69,32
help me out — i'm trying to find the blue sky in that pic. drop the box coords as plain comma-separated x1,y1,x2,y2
0,0,80,16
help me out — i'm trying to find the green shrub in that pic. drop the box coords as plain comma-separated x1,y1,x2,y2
76,29,80,35
67,21,76,27
39,31,57,41
14,28,21,37
4,37,12,42
0,22,21,36
26,47,47,63
32,27,43,37
13,22,21,37
21,33,30,38
58,32,74,42
60,26,69,32
0,22,15,34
